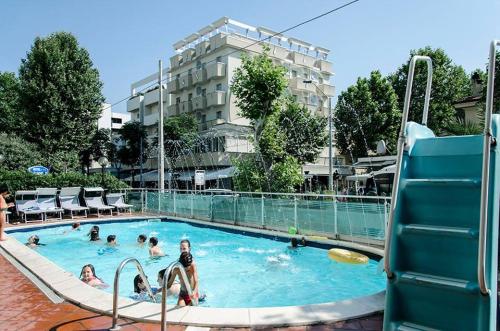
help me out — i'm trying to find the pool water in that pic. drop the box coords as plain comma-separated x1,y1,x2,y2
10,220,386,308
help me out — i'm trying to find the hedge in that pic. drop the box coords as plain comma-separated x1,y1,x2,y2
0,170,129,192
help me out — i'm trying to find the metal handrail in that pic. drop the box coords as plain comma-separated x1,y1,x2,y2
384,55,433,279
110,258,157,331
161,261,196,331
478,40,500,296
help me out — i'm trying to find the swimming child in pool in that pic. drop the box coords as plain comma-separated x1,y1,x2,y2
137,234,147,247
71,222,81,231
289,237,306,249
80,264,107,288
88,226,100,241
149,237,165,257
168,252,200,306
26,235,44,248
106,235,117,246
157,268,181,297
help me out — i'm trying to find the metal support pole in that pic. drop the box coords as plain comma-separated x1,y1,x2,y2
233,194,237,224
328,97,333,192
333,198,338,238
190,193,194,218
173,190,177,215
158,60,165,192
293,196,298,230
139,95,144,188
141,189,145,213
261,195,265,228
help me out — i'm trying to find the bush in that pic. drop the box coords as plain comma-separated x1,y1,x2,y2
0,170,129,192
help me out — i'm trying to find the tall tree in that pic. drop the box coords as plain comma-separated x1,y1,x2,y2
0,72,24,134
334,70,400,160
390,47,470,133
117,121,148,182
80,128,112,174
163,114,199,163
0,133,43,171
19,32,104,160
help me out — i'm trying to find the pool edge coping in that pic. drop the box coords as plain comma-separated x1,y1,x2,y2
1,216,385,327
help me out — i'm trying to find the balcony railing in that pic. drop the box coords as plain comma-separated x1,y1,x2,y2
319,83,335,97
206,62,226,80
289,77,316,93
206,91,226,107
167,104,179,116
180,100,193,114
167,79,179,94
315,59,333,74
179,74,193,90
193,68,207,85
192,96,207,111
198,118,226,131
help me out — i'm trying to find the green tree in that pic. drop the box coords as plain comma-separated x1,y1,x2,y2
0,133,43,171
19,32,104,159
334,70,401,160
117,121,148,182
80,128,112,174
231,48,288,143
390,47,470,133
0,72,24,134
163,114,199,163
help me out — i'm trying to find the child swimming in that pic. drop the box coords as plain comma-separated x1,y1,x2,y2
88,226,100,241
137,234,147,246
80,264,107,288
26,235,44,248
149,237,165,257
106,235,117,246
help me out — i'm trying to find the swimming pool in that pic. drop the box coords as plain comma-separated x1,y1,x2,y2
9,219,386,308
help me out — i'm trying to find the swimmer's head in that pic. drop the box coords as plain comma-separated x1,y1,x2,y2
72,222,80,229
28,235,39,245
80,264,96,281
137,234,147,244
180,239,191,253
291,238,298,248
149,237,159,247
179,252,193,268
133,274,146,293
157,268,166,286
107,235,116,244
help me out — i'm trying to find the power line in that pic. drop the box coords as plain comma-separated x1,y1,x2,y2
103,0,362,112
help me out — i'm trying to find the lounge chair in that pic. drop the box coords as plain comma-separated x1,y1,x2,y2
83,187,115,217
36,188,64,221
106,193,133,214
59,187,88,219
15,190,44,223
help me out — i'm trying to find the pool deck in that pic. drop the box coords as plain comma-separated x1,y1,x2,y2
1,215,384,330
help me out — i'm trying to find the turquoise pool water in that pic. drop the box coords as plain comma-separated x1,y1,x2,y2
10,220,386,308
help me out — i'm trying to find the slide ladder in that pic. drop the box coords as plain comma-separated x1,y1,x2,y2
383,41,500,330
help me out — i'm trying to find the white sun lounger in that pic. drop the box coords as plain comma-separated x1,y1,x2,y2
15,190,44,223
59,187,88,219
37,188,64,221
83,187,115,217
106,193,133,214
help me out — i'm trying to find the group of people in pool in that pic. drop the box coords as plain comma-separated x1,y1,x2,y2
79,238,201,306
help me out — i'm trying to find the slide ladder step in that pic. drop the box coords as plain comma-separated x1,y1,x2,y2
398,271,478,293
402,178,481,188
401,224,478,239
395,321,440,331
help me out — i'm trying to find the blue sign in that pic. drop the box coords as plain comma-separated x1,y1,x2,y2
28,166,49,175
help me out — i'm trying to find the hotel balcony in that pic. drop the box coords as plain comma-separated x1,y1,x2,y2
180,100,193,114
195,41,210,57
192,96,207,111
315,59,333,74
127,96,140,112
170,54,182,68
167,79,180,94
193,68,207,85
167,104,179,116
289,51,316,67
319,83,335,97
206,62,226,80
289,77,317,93
179,74,193,90
206,91,226,107
198,118,226,131
143,113,159,127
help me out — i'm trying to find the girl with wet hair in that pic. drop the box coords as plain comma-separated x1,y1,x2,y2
80,264,107,288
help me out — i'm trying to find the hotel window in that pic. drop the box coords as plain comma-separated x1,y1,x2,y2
196,60,202,70
216,83,223,91
112,118,122,124
216,56,222,63
292,70,297,78
216,111,222,119
196,86,202,95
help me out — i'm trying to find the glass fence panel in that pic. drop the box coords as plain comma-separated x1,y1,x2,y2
212,195,235,223
174,193,192,217
192,194,211,220
235,195,262,228
263,195,295,232
145,191,159,211
336,200,386,240
295,197,336,236
124,191,143,212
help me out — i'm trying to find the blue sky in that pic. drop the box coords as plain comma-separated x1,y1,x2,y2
1,0,499,113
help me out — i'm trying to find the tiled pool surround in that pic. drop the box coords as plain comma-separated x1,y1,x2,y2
2,216,385,327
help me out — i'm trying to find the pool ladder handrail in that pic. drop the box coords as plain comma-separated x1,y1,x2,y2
161,260,196,331
478,39,500,296
110,257,157,331
384,55,433,279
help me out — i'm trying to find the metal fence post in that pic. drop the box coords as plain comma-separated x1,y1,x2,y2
233,194,237,224
157,189,161,213
384,199,389,238
333,196,338,238
293,196,298,230
173,190,177,216
190,193,194,218
141,189,145,213
261,195,265,228
210,194,214,221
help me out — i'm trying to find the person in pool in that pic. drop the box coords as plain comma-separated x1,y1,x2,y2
167,252,200,306
89,226,100,242
106,235,117,246
157,268,180,297
149,237,165,257
71,222,81,231
26,235,44,248
80,264,107,288
137,234,147,247
290,237,306,249
133,274,149,295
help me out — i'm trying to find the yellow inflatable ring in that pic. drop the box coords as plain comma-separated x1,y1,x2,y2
306,235,329,241
328,248,369,264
